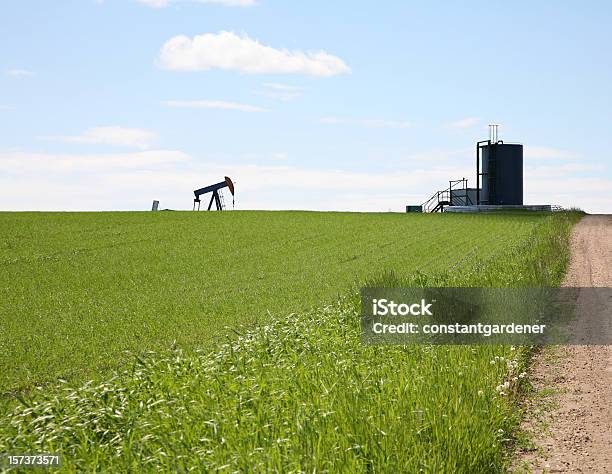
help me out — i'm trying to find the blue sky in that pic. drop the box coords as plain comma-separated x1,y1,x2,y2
1,0,610,212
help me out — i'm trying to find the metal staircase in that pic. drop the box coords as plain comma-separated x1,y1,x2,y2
422,178,473,213
422,190,451,213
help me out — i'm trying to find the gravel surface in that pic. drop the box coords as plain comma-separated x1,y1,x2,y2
515,215,612,473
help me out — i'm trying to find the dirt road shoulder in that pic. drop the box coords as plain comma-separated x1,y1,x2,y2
515,215,612,473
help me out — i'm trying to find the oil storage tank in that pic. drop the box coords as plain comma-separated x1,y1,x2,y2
480,143,523,205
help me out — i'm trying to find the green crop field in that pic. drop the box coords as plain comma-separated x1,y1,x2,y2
0,210,553,392
0,210,581,472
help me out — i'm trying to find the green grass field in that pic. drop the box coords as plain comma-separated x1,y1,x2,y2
0,210,581,472
0,210,551,392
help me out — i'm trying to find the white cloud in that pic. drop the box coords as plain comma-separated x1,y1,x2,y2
1,148,609,213
523,148,610,212
261,82,304,101
238,152,289,161
137,0,168,5
446,117,480,129
6,69,33,77
42,126,158,150
0,150,192,211
319,117,412,129
525,146,577,161
157,31,350,77
164,100,268,112
361,119,412,129
264,83,302,92
404,148,473,165
526,162,605,178
0,150,467,211
1,150,189,174
137,0,254,7
319,116,345,125
525,176,612,211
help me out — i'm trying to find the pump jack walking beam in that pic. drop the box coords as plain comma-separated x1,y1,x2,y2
193,176,235,211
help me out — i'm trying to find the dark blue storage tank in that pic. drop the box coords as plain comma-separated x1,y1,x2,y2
481,144,523,205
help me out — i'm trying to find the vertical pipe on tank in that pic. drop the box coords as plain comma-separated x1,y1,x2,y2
476,139,490,205
489,124,500,143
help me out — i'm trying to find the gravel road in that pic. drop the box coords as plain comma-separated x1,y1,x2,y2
516,215,612,473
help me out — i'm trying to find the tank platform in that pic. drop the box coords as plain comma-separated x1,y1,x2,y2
444,204,552,213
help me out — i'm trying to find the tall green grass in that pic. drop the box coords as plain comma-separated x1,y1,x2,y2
0,211,581,472
1,211,550,392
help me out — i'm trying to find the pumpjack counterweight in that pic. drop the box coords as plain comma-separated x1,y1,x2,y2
193,176,235,211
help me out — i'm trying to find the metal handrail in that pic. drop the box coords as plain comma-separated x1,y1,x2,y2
422,178,470,212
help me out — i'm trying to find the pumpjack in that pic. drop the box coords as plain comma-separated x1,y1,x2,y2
193,176,235,211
